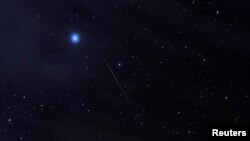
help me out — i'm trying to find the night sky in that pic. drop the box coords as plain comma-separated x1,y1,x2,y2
0,0,250,140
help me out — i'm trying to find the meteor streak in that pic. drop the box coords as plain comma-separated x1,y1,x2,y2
102,55,135,112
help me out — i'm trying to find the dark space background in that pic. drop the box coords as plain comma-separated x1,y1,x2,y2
0,0,250,140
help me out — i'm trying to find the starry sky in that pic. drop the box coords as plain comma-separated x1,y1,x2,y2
0,0,250,140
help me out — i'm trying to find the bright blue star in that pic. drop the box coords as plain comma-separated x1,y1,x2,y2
70,33,80,44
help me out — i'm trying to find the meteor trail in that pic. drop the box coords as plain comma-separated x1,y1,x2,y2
102,55,136,112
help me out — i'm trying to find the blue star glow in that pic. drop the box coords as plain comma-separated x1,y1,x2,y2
70,33,80,44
